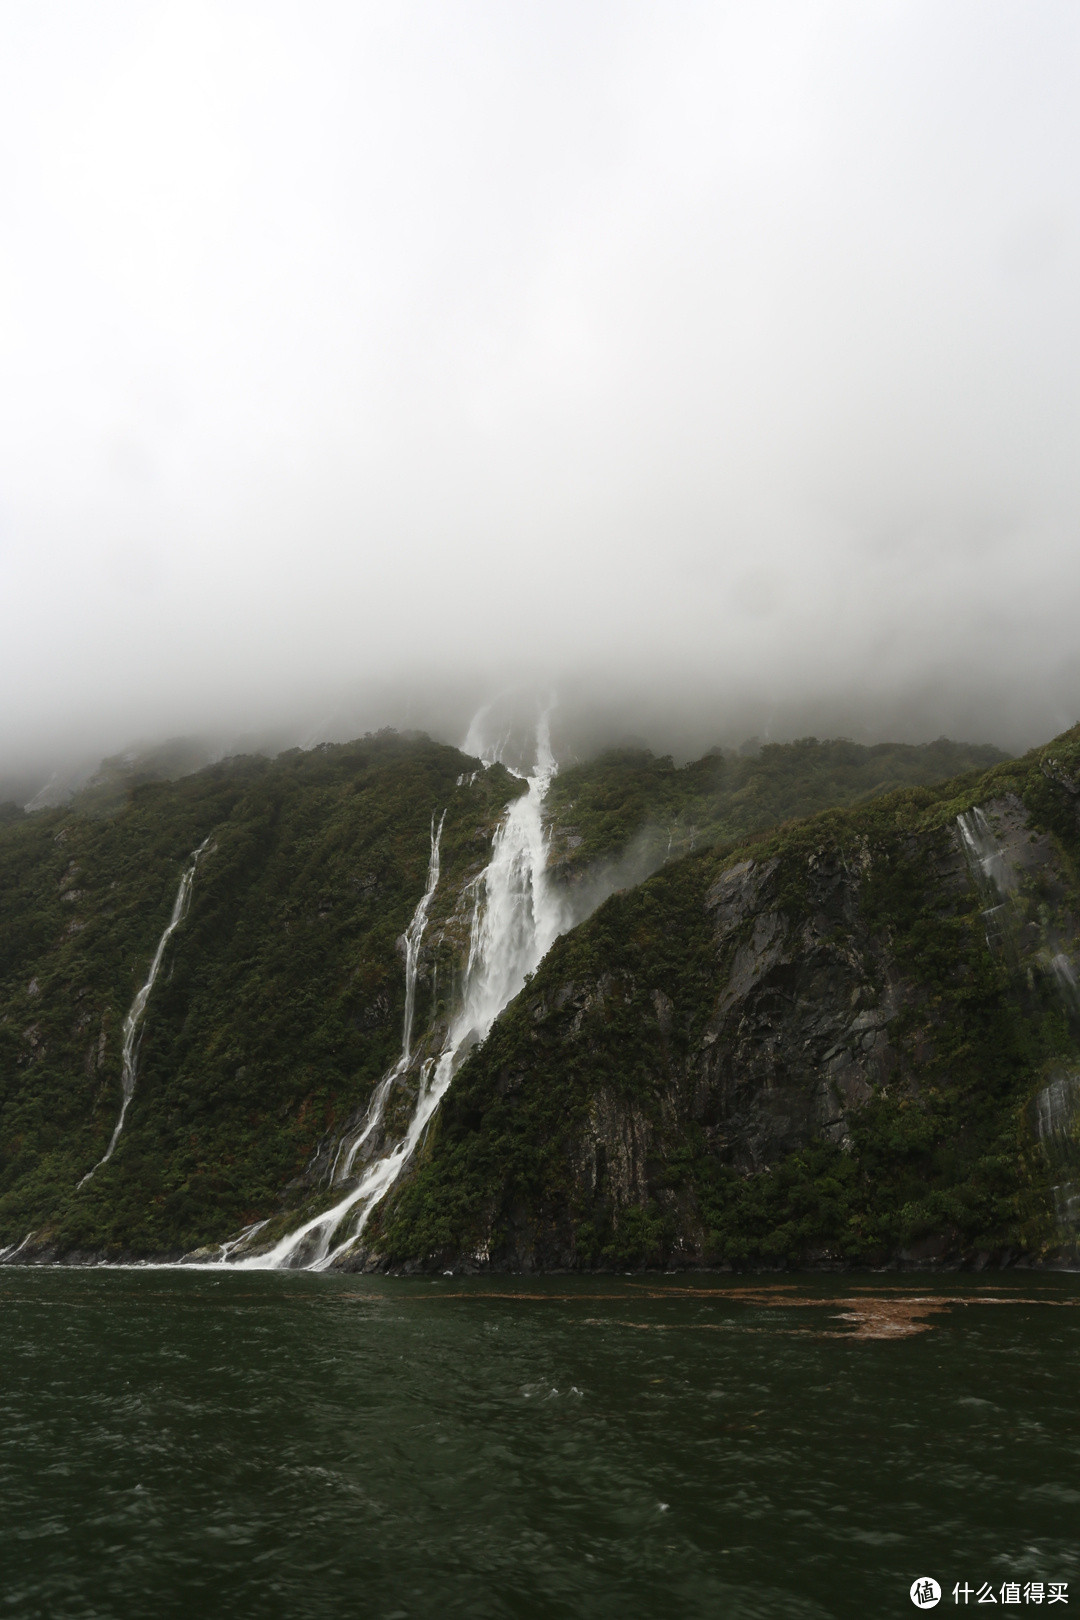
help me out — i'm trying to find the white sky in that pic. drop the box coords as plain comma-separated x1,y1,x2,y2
2,0,1080,769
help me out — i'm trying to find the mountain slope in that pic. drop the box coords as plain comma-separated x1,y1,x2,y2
1,724,1069,1267
370,729,1080,1271
0,734,521,1256
543,736,1009,889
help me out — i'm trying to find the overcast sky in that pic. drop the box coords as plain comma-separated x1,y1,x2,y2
2,0,1080,776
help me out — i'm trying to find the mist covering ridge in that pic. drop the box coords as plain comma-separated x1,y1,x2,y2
2,686,1019,821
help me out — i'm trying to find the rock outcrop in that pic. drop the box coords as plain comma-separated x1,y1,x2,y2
369,732,1080,1271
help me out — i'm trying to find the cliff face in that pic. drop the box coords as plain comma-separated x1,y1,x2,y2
370,737,1080,1272
1,723,1076,1268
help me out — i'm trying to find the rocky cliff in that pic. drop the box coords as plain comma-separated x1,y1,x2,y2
1,723,1075,1269
368,733,1080,1271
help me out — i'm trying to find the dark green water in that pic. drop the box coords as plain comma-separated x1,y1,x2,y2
1,1270,1078,1619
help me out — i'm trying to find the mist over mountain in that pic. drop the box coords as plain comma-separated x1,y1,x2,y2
3,2,1080,792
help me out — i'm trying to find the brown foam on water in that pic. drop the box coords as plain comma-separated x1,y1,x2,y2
369,1285,1078,1340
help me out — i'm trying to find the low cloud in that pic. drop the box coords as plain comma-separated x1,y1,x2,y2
2,1,1079,791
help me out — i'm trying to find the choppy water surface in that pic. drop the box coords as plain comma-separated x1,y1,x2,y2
2,1271,1078,1619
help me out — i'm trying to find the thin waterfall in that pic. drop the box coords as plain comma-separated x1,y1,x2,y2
1051,952,1080,1016
329,811,445,1185
240,711,565,1271
78,836,212,1188
216,1219,270,1261
958,805,1080,1004
956,807,1013,957
956,807,1011,906
0,1232,35,1263
1033,1070,1080,1239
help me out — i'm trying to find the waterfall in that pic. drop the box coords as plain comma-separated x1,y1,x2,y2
1033,1071,1080,1239
1051,952,1080,1016
956,807,1012,906
0,1232,35,1263
958,804,1080,1011
330,811,445,1186
78,836,212,1189
956,807,1014,957
240,711,564,1271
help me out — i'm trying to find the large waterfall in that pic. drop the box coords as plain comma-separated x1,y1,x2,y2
240,712,565,1271
79,836,213,1188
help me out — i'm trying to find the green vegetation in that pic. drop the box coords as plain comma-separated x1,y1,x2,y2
373,729,1080,1270
0,733,520,1256
1,719,1075,1269
545,735,1008,881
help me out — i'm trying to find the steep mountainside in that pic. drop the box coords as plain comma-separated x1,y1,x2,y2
0,735,522,1256
370,730,1080,1272
2,722,1075,1270
543,736,1008,890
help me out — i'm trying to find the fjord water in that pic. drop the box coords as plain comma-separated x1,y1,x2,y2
3,1272,1078,1619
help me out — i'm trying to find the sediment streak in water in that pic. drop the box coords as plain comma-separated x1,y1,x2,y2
78,837,212,1188
245,713,564,1271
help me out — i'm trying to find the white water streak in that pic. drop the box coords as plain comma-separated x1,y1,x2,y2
329,812,445,1185
956,807,1011,905
250,812,446,1267
957,806,1080,1011
217,1219,269,1261
245,711,565,1271
0,1231,35,1263
78,836,212,1188
956,805,1016,960
1051,952,1080,1014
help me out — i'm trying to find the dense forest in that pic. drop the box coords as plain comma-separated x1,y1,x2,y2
376,734,1080,1271
1,723,1077,1270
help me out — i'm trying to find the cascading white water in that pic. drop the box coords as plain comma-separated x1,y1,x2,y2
957,805,1080,1006
956,806,1015,957
0,1232,35,1263
215,1218,270,1261
956,807,1011,904
1051,952,1080,1015
78,836,212,1189
242,712,565,1271
330,811,445,1185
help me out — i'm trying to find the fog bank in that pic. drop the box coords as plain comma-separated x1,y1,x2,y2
3,2,1079,787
